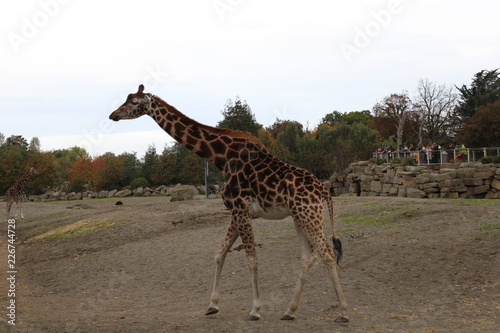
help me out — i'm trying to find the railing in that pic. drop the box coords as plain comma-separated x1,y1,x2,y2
373,147,500,165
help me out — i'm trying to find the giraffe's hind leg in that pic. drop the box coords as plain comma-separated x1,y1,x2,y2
316,234,349,322
281,224,317,320
287,213,349,322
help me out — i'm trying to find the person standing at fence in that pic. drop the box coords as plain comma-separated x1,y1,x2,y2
431,143,440,163
456,143,467,161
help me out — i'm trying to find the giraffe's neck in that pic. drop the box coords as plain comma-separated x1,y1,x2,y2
13,170,32,193
147,94,267,171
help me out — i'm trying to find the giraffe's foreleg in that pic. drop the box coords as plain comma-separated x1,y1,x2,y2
6,201,13,221
282,224,317,320
206,223,239,316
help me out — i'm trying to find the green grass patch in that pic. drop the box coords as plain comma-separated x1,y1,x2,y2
26,218,117,243
28,212,71,222
444,198,499,205
338,208,420,228
477,220,500,234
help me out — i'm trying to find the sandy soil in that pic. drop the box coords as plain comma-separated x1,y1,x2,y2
1,195,499,332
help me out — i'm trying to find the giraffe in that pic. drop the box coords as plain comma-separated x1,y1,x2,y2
5,167,38,220
109,85,349,322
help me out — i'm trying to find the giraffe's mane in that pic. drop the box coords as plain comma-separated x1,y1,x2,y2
149,94,267,149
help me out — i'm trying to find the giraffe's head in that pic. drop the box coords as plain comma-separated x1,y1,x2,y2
29,167,38,175
109,84,152,121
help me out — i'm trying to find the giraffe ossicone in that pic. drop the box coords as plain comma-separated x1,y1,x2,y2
109,85,349,322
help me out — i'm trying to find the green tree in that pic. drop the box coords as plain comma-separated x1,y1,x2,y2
321,110,372,127
266,119,304,138
26,151,58,194
217,97,263,136
456,100,500,147
150,146,175,185
5,135,28,149
117,152,142,186
455,69,500,119
168,142,205,184
0,144,28,194
142,144,158,185
274,122,299,164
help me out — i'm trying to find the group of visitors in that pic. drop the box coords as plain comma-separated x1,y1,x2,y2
375,143,467,164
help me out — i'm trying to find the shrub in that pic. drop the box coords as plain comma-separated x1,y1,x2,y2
481,156,493,164
401,158,416,166
390,158,401,164
130,177,149,189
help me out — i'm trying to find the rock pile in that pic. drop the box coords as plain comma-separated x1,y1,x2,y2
326,162,500,199
27,184,215,202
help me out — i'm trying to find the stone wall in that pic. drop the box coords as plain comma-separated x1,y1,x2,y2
26,184,211,202
325,162,500,199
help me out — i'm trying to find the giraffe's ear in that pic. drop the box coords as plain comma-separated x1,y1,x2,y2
138,84,145,94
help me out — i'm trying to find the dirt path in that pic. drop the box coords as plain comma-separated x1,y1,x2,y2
1,196,499,332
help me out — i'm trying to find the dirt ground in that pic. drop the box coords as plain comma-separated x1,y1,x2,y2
1,195,499,332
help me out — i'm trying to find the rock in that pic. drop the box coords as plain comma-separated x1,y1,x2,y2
170,185,198,202
108,189,118,198
485,191,499,199
115,189,133,197
406,188,427,198
468,185,490,195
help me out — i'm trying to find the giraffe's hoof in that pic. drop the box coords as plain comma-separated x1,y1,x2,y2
246,314,260,321
205,307,219,316
280,314,295,320
334,316,349,323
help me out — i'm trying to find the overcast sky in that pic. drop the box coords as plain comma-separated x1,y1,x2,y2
1,0,498,157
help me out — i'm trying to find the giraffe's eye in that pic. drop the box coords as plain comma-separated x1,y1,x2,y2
131,100,139,105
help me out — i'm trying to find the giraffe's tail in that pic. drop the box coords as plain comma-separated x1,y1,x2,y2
325,192,343,265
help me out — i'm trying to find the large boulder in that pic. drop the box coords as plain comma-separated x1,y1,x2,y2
170,184,198,202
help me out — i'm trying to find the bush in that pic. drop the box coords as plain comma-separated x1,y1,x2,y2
481,156,493,164
401,158,416,166
390,158,401,164
130,177,149,189
369,158,387,165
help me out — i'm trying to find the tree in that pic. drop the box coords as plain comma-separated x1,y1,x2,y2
373,92,412,151
150,146,175,186
142,144,158,185
414,78,459,143
168,142,205,184
53,147,89,184
266,119,304,139
275,122,299,164
117,152,142,186
26,151,58,194
28,137,41,152
68,156,92,192
321,110,372,127
455,69,500,119
217,97,263,136
456,100,500,147
6,135,28,149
